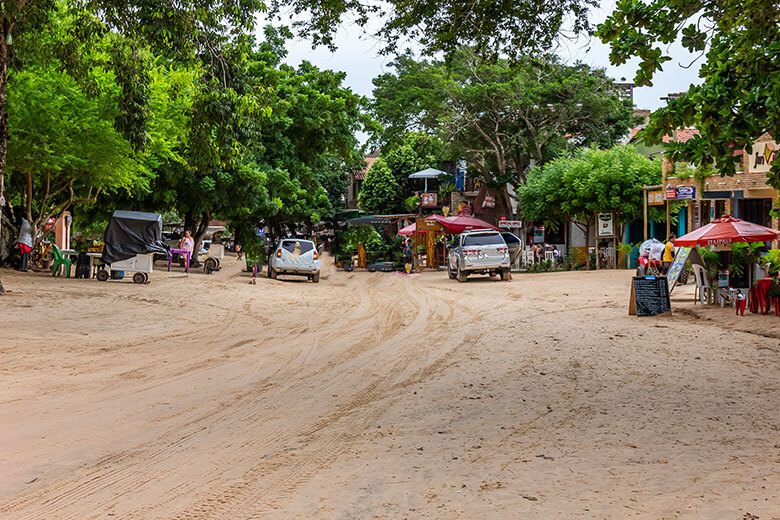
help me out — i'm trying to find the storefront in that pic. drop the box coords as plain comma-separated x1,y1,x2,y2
664,134,779,248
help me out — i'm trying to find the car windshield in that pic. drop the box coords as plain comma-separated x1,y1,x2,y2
463,234,504,246
281,240,314,253
501,232,520,244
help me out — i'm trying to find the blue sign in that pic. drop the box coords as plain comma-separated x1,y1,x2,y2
675,186,695,199
455,160,466,192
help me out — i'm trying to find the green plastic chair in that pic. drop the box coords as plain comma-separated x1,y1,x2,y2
52,245,72,277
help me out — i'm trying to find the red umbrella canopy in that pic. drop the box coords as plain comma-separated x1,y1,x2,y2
398,222,424,236
428,214,499,233
674,216,780,247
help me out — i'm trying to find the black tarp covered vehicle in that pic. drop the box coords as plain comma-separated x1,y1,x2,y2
98,210,169,283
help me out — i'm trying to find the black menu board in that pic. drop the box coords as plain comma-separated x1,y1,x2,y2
629,276,672,316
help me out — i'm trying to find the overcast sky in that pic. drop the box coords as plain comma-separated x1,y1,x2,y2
258,1,703,133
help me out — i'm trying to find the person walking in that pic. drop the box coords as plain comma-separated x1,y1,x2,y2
16,217,33,272
662,233,676,275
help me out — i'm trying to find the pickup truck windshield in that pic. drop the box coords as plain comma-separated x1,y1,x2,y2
463,234,504,246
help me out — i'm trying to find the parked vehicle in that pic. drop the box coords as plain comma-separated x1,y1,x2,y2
268,239,321,282
98,210,169,284
448,229,511,282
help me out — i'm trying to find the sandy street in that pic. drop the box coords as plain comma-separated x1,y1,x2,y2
0,258,778,520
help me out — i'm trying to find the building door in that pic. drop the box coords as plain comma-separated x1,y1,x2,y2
742,199,771,227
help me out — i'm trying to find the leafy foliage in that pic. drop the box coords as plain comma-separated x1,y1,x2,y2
269,0,596,61
358,158,400,215
372,51,636,193
598,0,780,189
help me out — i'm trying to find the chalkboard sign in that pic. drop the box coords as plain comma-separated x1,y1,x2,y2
629,276,672,316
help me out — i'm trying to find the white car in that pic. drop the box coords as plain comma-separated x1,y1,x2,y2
448,229,513,282
268,239,321,282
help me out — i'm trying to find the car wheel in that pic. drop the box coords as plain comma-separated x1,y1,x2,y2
96,269,109,282
270,268,277,279
312,272,320,283
500,269,510,281
456,264,468,283
133,272,146,284
204,257,217,274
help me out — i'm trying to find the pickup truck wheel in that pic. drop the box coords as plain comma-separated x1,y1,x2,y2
456,264,468,283
448,262,457,279
269,268,277,279
500,269,511,281
312,272,320,283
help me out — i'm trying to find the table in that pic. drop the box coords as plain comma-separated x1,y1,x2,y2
61,250,104,277
168,248,191,273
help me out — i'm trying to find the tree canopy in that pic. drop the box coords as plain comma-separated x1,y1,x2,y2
518,146,666,260
269,0,596,61
598,0,780,189
372,50,636,204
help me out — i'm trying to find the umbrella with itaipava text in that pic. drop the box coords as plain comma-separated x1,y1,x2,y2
674,216,780,247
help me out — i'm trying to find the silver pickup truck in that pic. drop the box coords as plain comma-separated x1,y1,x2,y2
448,229,519,282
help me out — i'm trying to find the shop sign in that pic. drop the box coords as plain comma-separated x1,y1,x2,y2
498,220,522,228
675,186,696,199
665,188,677,199
647,190,664,205
533,226,545,244
751,140,777,173
421,192,438,207
597,212,614,237
415,218,443,233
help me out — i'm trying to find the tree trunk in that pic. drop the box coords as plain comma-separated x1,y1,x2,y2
191,211,210,267
0,16,8,294
584,220,591,270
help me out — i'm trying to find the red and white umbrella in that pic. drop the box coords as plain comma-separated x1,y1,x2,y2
674,216,780,247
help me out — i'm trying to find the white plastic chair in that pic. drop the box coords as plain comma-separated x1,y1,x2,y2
691,264,713,305
544,251,555,262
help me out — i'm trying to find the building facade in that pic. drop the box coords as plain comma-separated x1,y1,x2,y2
663,132,778,247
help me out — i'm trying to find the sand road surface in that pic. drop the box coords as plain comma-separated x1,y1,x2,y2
0,259,778,519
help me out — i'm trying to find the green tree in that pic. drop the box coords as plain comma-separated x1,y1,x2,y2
269,0,596,60
381,132,445,199
372,51,636,212
358,157,400,214
597,0,780,189
519,146,666,269
5,66,141,249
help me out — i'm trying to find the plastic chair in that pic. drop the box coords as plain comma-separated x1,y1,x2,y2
544,251,555,262
691,264,712,305
52,245,72,277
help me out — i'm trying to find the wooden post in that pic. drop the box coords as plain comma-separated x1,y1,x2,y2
666,200,671,239
595,212,600,270
426,231,435,269
643,187,648,241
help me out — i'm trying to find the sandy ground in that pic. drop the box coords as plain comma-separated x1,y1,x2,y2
0,257,778,520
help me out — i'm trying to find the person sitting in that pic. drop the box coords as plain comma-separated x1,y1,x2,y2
178,231,194,252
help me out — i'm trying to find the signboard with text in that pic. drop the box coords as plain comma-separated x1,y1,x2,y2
648,191,665,205
532,226,545,244
597,212,614,237
498,220,522,228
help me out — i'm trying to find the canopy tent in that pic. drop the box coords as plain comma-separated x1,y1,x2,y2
408,167,447,192
674,216,780,247
428,214,499,233
102,210,169,265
